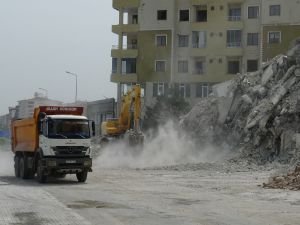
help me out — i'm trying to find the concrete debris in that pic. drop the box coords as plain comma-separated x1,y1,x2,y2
263,166,300,190
181,39,300,164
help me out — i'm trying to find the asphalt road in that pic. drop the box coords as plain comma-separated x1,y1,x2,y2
1,148,300,225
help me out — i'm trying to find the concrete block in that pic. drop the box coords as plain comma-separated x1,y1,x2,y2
261,64,275,86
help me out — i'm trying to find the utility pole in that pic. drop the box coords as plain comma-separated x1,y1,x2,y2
65,71,78,102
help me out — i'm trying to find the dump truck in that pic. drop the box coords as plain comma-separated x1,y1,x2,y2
11,106,95,183
100,84,144,146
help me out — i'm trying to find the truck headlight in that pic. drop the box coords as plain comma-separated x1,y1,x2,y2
84,160,92,167
47,160,57,167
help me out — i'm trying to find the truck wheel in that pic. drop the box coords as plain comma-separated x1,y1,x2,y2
19,157,26,179
14,155,20,178
76,170,88,183
37,160,47,183
19,156,31,179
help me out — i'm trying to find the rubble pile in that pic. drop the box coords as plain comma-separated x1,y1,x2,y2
263,166,300,190
181,40,300,164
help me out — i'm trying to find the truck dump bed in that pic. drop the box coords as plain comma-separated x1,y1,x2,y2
11,118,38,153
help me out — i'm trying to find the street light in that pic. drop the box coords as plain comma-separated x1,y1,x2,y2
65,71,78,102
38,88,48,98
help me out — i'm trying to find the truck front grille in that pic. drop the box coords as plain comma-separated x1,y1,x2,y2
52,146,88,157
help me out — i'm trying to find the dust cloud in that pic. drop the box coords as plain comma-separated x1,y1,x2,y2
0,145,14,176
94,121,233,169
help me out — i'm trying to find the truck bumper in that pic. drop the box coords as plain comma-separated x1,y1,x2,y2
40,157,92,174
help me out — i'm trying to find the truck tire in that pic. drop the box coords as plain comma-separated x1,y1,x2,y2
14,155,20,178
37,160,47,183
19,155,33,179
19,157,26,179
76,170,88,183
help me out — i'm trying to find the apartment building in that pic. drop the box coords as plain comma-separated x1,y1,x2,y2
111,0,262,106
16,92,62,119
261,0,300,61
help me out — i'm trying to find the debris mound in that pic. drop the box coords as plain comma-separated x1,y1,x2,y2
181,39,300,164
263,166,300,190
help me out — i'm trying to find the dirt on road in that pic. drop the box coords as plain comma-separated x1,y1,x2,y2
1,145,300,225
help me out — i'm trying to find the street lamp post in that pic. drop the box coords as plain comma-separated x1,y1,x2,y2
39,88,48,98
65,71,78,102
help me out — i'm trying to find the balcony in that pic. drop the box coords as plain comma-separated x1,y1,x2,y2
228,16,241,21
111,45,138,58
225,45,243,56
113,0,140,10
112,24,139,34
191,0,210,5
111,73,138,83
190,47,210,57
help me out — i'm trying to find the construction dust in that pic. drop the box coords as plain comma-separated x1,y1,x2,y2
0,145,14,175
94,40,300,175
94,121,233,169
181,39,300,165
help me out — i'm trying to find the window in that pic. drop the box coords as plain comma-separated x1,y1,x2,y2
247,33,259,46
227,30,242,47
247,60,258,72
121,58,136,74
156,35,167,47
179,9,189,21
194,57,205,74
155,60,166,72
121,83,133,95
268,31,281,44
178,84,191,98
179,84,185,97
270,5,280,16
228,5,241,21
153,83,168,97
196,5,207,22
130,39,138,49
132,15,138,24
228,59,240,74
178,60,188,73
178,35,189,47
112,58,117,73
157,10,167,20
248,6,259,18
192,31,206,48
196,83,212,98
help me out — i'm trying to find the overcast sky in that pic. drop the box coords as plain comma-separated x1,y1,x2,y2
0,0,118,115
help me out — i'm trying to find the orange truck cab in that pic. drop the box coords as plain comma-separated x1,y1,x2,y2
11,106,95,183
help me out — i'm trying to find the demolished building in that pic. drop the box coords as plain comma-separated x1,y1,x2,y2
181,40,300,164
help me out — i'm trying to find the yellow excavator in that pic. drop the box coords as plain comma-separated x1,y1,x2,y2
100,84,144,146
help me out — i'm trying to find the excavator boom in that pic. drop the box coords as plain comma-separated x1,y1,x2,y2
100,85,144,146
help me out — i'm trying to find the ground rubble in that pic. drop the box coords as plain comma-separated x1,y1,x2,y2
263,165,300,190
181,39,300,165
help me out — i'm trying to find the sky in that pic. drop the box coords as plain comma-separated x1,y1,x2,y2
0,0,118,115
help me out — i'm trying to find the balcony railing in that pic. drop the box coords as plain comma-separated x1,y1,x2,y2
227,42,241,47
192,43,206,48
193,69,205,75
228,16,241,21
112,44,138,50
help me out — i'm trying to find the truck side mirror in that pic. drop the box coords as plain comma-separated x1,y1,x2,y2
92,121,95,136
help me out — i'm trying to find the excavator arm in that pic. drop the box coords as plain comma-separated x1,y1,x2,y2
101,85,144,146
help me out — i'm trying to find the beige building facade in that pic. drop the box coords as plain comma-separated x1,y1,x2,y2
261,0,300,61
111,0,300,107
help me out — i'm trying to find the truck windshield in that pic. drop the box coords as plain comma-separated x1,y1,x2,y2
47,119,90,139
